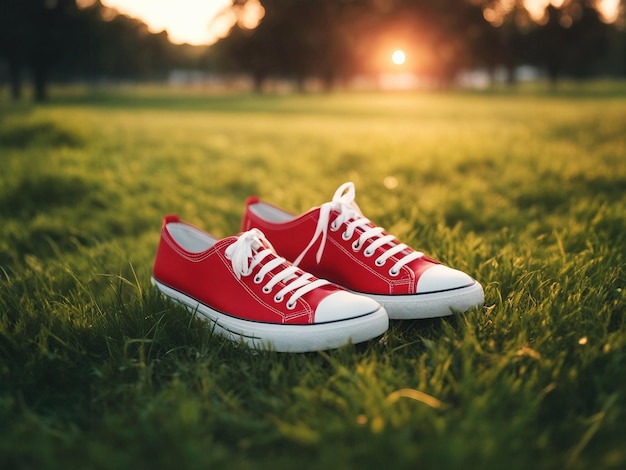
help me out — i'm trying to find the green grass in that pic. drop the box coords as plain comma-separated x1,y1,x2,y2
1,85,625,469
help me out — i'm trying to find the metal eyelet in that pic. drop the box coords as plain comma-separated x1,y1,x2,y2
375,258,385,267
330,221,340,232
389,268,399,277
254,275,263,284
364,249,374,257
342,231,351,241
262,285,272,294
286,301,296,310
274,294,283,303
352,240,361,251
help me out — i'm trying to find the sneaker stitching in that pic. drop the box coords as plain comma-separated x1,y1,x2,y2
329,217,418,294
328,236,399,287
216,249,314,321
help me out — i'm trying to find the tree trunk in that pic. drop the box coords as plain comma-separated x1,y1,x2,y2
8,59,22,101
505,62,517,87
321,70,335,92
252,72,265,93
33,63,48,102
547,64,559,91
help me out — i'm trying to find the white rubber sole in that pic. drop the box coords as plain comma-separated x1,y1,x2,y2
360,281,484,320
151,278,389,352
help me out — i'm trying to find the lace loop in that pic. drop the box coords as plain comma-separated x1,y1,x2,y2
293,182,424,275
225,229,330,308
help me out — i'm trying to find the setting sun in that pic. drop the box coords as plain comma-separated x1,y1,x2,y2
392,50,406,65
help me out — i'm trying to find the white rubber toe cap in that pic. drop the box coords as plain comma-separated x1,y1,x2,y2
416,264,476,294
314,291,382,324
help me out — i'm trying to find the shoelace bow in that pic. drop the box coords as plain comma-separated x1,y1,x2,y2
293,182,423,276
225,229,330,309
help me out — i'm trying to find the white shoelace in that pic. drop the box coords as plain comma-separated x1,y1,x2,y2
225,229,330,309
293,182,424,276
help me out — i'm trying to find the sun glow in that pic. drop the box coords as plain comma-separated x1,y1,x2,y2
392,50,406,65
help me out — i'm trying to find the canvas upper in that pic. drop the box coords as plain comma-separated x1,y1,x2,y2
151,215,389,351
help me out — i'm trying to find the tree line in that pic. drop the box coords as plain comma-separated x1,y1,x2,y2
1,0,625,101
215,0,626,90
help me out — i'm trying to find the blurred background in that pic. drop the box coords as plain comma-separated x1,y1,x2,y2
0,0,625,101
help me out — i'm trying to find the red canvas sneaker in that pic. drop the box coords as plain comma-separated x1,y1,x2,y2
152,215,388,352
242,182,484,319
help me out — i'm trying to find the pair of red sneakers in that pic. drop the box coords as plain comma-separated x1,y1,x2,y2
152,182,484,352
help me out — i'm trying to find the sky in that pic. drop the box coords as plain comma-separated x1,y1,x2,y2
100,0,234,45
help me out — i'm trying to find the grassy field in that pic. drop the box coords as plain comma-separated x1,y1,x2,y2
1,85,625,469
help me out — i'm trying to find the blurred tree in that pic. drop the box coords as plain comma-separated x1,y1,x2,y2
213,0,359,91
211,0,283,91
50,1,107,83
0,0,83,101
0,0,25,99
0,0,107,101
31,0,75,101
530,3,608,86
0,0,206,101
480,0,614,86
474,0,533,84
